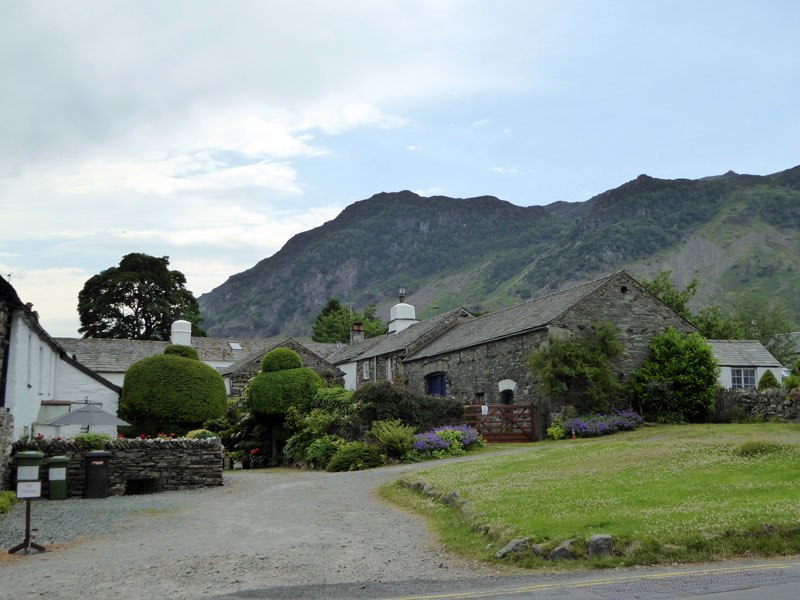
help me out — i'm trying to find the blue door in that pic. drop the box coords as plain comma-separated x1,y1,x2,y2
427,373,447,396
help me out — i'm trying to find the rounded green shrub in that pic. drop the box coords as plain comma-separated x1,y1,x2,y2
164,344,199,361
186,428,216,439
261,348,302,372
121,354,227,435
783,374,800,390
0,491,18,515
71,432,112,450
326,442,385,472
757,370,780,390
249,368,323,415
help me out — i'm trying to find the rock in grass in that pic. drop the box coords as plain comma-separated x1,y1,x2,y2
549,539,576,560
588,534,613,557
494,537,532,559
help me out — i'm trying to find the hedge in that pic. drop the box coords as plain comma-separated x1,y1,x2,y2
120,354,227,435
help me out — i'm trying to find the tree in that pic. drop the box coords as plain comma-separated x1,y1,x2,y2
78,253,206,340
311,298,387,342
642,270,796,365
640,270,698,320
527,322,623,414
119,350,227,435
630,328,720,423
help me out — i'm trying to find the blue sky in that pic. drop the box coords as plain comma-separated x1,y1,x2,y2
1,1,798,337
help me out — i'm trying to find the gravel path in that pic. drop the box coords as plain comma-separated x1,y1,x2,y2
0,459,508,599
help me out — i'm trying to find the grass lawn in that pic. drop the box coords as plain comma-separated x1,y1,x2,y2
382,423,800,568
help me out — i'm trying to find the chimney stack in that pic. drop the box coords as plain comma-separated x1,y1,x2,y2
350,322,365,345
398,288,406,303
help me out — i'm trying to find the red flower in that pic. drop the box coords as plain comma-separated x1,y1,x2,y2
118,434,124,439
250,448,259,455
139,434,146,439
170,433,176,437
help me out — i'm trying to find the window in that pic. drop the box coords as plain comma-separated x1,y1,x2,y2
426,372,447,396
731,368,756,390
228,342,243,351
362,362,370,380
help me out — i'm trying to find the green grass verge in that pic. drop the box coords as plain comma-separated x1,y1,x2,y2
384,424,800,568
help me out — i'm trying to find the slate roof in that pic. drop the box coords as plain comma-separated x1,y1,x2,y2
219,338,341,376
706,339,782,367
406,272,620,361
327,308,468,364
55,336,339,374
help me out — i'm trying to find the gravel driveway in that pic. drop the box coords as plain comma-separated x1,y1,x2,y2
0,460,503,599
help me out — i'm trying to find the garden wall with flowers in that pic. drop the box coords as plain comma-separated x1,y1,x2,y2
8,436,223,497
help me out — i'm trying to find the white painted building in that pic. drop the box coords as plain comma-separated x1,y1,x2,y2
1,277,121,441
707,339,783,390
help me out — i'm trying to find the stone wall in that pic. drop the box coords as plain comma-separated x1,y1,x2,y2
715,388,800,423
0,408,12,491
8,438,223,497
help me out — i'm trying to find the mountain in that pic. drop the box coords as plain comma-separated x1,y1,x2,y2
198,166,800,338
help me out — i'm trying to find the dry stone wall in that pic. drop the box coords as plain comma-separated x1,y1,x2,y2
716,388,800,423
8,438,223,497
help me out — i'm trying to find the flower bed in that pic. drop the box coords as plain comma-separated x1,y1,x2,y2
407,425,483,461
548,410,643,439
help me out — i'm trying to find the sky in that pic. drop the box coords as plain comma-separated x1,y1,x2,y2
1,1,798,337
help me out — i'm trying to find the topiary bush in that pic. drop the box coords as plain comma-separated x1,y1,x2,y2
120,354,227,435
757,370,780,390
325,441,385,472
164,344,200,361
261,347,302,372
248,368,324,415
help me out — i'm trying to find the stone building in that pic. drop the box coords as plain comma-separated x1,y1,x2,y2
330,271,696,438
221,338,344,399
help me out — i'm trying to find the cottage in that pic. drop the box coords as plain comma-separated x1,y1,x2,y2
706,339,783,390
0,276,120,442
58,321,341,398
331,271,695,439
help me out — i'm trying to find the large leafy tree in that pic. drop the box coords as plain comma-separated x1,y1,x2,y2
311,299,387,342
78,253,206,340
643,270,796,364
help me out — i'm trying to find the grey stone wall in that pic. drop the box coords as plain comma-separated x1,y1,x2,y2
0,408,12,491
403,274,696,440
8,438,223,497
716,388,800,423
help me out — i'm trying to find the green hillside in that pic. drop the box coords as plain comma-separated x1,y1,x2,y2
198,166,800,338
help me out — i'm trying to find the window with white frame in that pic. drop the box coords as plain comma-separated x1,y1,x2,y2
362,361,370,380
731,368,756,390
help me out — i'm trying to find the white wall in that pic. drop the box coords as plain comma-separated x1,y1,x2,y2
339,362,357,391
5,310,56,440
718,366,783,390
6,309,120,441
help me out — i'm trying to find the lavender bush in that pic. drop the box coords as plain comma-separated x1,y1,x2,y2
407,424,484,461
562,410,643,438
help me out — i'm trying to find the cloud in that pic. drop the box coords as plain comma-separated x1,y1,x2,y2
0,266,90,337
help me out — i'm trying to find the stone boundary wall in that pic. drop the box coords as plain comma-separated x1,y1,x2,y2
715,388,800,423
0,408,12,491
8,438,223,497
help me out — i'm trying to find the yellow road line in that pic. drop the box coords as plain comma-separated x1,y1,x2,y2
387,562,799,600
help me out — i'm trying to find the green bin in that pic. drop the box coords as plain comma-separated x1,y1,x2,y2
15,451,45,481
48,456,70,500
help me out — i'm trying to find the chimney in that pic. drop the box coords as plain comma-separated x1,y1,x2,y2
350,322,365,345
398,288,406,303
170,318,192,347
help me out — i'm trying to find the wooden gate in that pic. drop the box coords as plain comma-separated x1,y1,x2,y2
463,404,536,443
